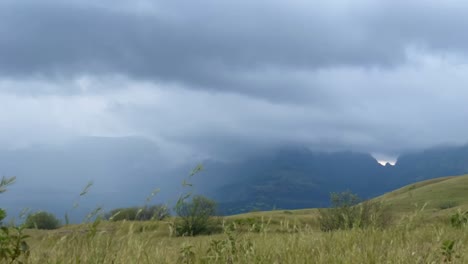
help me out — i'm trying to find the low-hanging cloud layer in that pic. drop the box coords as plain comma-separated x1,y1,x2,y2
2,0,468,161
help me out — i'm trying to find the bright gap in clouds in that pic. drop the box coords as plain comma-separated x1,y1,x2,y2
372,153,397,166
377,160,396,166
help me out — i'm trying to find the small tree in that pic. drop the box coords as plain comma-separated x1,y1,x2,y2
24,211,61,230
318,191,360,231
175,195,217,236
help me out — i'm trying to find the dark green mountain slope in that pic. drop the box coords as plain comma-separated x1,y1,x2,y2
205,144,468,214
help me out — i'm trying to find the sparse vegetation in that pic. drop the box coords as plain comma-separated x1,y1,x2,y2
318,191,389,231
450,209,468,228
175,195,219,236
0,176,30,263
24,211,61,230
4,173,468,262
106,204,170,221
441,240,459,263
21,216,468,263
172,165,220,236
439,200,459,210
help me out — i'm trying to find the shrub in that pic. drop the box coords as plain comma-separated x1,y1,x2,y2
205,224,255,263
318,191,390,231
24,211,61,230
450,209,468,228
439,201,458,210
0,209,30,262
0,176,30,262
175,195,219,236
441,240,460,262
172,164,221,236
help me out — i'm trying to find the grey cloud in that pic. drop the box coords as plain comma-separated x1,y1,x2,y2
0,0,447,100
5,0,468,220
2,49,468,161
100,61,468,161
366,1,468,54
1,0,468,161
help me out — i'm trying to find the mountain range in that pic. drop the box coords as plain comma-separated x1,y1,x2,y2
199,145,468,214
2,137,468,218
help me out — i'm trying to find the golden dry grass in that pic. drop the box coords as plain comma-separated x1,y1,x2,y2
14,174,468,263
23,216,468,264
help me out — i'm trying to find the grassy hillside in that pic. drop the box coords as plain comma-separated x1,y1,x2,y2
373,174,468,216
8,174,468,263
229,174,468,221
23,222,468,263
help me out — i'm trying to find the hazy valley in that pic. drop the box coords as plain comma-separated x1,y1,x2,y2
3,136,468,219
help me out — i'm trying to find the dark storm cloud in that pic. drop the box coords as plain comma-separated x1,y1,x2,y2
5,0,468,220
0,0,447,99
1,0,468,159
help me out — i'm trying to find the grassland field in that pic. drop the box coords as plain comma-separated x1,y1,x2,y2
11,174,468,263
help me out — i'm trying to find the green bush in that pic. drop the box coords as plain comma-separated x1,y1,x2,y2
106,204,170,221
450,209,468,228
0,176,30,263
24,211,61,230
175,195,219,236
0,208,30,262
439,201,458,210
318,191,390,231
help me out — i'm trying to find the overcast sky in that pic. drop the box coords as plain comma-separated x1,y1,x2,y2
2,0,468,162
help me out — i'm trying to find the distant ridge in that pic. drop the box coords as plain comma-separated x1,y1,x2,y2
206,144,468,214
3,136,468,217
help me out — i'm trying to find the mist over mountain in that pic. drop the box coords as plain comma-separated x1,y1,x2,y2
0,137,183,221
208,144,468,214
4,0,468,226
202,148,391,214
395,145,468,182
2,136,468,219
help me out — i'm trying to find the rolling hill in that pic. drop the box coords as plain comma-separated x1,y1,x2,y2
229,174,468,223
19,173,468,264
373,174,468,215
208,144,468,214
